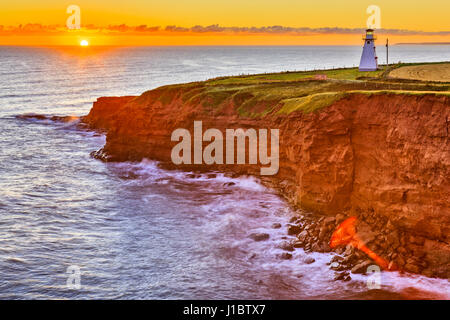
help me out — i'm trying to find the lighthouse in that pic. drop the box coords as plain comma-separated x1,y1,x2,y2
359,29,378,71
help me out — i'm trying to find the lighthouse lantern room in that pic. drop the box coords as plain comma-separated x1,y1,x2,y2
359,29,378,71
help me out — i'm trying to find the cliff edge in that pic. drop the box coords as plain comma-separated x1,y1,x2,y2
83,69,450,278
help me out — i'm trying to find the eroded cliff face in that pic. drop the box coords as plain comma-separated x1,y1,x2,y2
83,85,449,278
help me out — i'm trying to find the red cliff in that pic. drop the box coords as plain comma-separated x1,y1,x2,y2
83,83,450,278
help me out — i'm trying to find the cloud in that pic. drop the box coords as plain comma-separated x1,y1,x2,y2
164,25,189,32
106,24,160,32
0,23,449,36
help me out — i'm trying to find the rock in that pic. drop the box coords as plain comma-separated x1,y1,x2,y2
351,260,372,274
397,246,407,254
422,269,435,278
387,261,396,271
386,220,395,231
90,149,111,162
303,257,315,264
356,221,377,245
409,235,425,246
419,260,428,268
223,182,235,187
249,233,270,242
321,243,332,253
404,263,421,274
207,173,217,179
407,244,426,258
280,180,290,188
377,240,389,251
323,217,336,225
278,241,295,252
17,114,48,121
334,273,345,281
405,257,418,265
287,224,302,235
387,231,401,248
433,266,450,279
311,243,322,252
329,261,339,268
343,245,354,256
335,214,346,224
279,252,292,260
334,271,349,281
318,227,328,240
293,241,304,248
331,255,344,264
395,255,406,267
296,216,305,224
330,262,346,271
354,250,365,259
423,239,450,268
272,223,282,229
400,234,407,246
342,253,357,265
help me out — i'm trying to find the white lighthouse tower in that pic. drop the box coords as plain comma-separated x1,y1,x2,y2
359,29,378,71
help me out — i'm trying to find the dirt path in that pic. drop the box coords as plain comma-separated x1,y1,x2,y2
389,63,450,82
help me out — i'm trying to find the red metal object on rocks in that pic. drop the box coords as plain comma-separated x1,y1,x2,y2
330,217,397,271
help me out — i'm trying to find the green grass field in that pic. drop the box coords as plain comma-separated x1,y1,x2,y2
145,62,450,117
206,67,384,85
209,61,450,84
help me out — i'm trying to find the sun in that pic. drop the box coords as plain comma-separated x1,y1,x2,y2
80,40,89,47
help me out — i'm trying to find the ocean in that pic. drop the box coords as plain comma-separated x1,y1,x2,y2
0,45,449,299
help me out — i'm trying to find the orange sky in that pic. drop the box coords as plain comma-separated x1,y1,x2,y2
1,0,449,45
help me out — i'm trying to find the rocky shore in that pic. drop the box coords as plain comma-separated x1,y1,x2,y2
269,210,435,281
81,77,450,279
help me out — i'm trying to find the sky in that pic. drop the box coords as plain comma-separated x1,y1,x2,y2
1,0,449,45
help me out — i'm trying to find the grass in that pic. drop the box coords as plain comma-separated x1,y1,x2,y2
278,92,348,114
347,89,450,97
139,62,449,118
207,67,385,86
207,61,450,86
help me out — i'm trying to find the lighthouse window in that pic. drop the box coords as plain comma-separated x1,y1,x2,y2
366,40,370,44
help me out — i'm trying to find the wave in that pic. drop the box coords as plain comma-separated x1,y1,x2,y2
104,158,450,299
15,113,80,124
10,119,450,299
